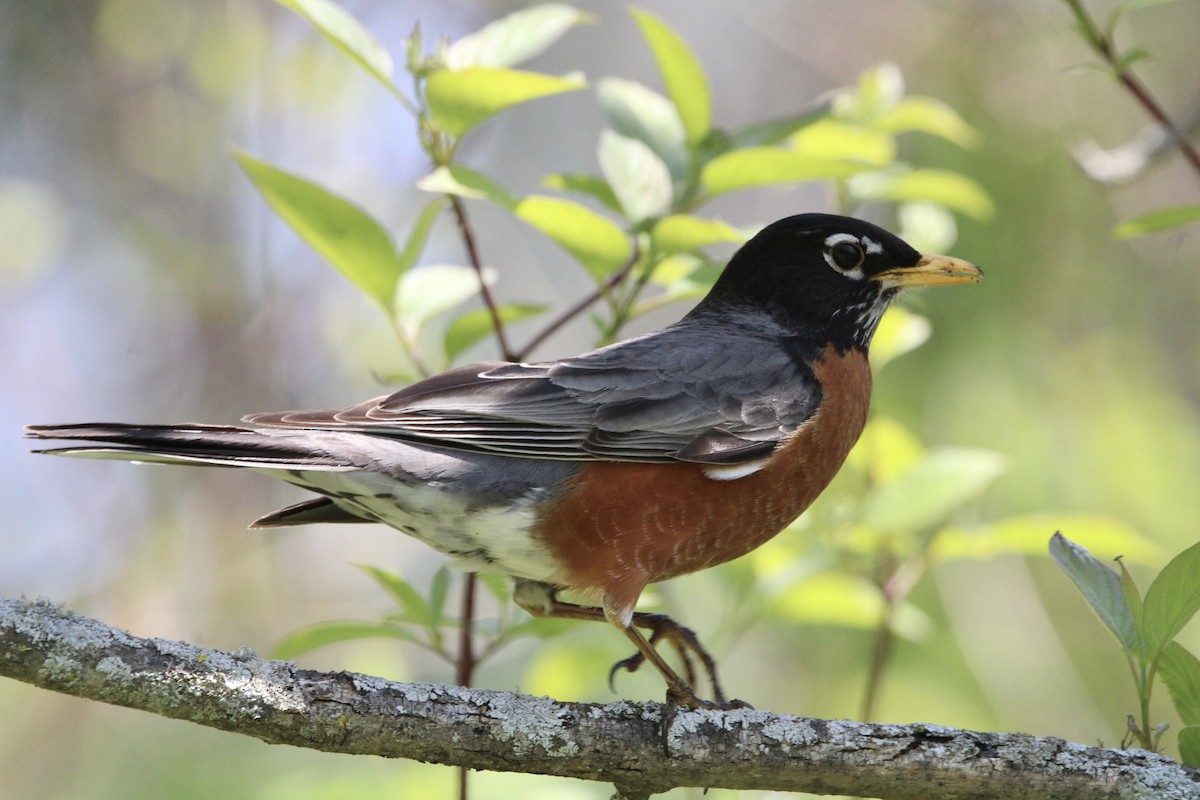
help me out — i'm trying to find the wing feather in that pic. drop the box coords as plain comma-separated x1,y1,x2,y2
247,314,824,465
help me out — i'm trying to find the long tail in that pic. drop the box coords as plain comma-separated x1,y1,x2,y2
25,423,357,471
26,422,373,528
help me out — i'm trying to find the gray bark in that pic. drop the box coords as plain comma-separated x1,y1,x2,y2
2,596,1197,799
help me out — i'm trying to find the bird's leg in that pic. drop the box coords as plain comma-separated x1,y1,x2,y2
511,580,748,713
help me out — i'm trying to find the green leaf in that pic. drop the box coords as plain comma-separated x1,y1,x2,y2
1118,558,1146,642
597,130,672,223
477,572,511,604
876,96,982,148
272,620,418,660
425,67,585,138
846,416,925,484
427,567,452,621
1114,205,1200,238
357,565,433,621
850,168,994,220
645,253,721,303
514,195,632,279
275,0,403,99
870,306,931,370
417,165,515,207
596,78,688,179
934,515,1159,564
835,62,905,122
443,4,590,69
861,447,1005,531
629,7,710,145
1141,540,1200,657
790,118,896,166
444,304,547,361
396,197,446,274
394,264,484,330
542,172,622,212
651,214,745,254
1179,726,1200,767
897,201,958,254
730,102,832,148
1159,642,1200,725
701,148,869,196
1049,532,1140,653
235,151,400,310
771,571,931,640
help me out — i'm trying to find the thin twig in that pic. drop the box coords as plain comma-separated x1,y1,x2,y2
1064,0,1200,180
449,195,515,361
514,240,641,362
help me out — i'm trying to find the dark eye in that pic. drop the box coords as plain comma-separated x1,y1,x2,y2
830,240,864,271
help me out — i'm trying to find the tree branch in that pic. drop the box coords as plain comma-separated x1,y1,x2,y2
2,596,1197,799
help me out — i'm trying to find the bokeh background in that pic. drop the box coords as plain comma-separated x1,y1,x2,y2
3,1,1199,798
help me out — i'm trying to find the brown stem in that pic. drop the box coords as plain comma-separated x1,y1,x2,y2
449,196,515,361
1064,0,1200,180
455,572,478,687
455,571,478,800
514,241,640,362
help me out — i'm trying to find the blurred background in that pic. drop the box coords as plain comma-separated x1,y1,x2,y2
2,1,1199,798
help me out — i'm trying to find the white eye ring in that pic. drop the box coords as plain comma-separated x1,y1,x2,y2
823,233,865,279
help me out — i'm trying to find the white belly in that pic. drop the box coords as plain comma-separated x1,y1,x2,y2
279,470,561,582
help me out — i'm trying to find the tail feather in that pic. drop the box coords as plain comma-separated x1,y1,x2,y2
250,497,374,528
25,423,357,471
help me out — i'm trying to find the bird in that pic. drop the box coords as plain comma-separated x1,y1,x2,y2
27,212,981,720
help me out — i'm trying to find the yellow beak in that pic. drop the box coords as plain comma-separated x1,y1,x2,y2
875,253,983,288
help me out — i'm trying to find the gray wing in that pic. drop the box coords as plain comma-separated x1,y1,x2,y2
247,318,822,465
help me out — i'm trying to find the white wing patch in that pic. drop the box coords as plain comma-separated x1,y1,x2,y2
702,456,772,481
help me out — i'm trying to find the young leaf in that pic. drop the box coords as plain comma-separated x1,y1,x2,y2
597,129,672,223
861,447,1005,531
275,0,404,100
1141,540,1200,657
1158,642,1200,725
730,102,832,148
933,516,1158,563
396,197,446,274
701,148,867,196
357,564,433,623
425,67,585,138
417,165,515,207
846,415,926,484
272,620,418,660
427,567,451,621
628,7,710,145
897,201,958,254
1179,726,1200,768
444,304,547,361
1049,532,1140,653
443,4,590,69
790,118,896,166
869,307,931,371
1117,558,1146,644
651,214,744,254
542,173,622,212
394,264,485,330
596,77,689,179
850,168,994,220
235,152,401,310
876,96,982,149
1114,205,1200,238
513,195,632,279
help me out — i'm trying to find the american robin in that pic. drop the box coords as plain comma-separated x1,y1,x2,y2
27,212,981,718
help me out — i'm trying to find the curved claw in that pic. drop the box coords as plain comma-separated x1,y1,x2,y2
607,651,646,692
